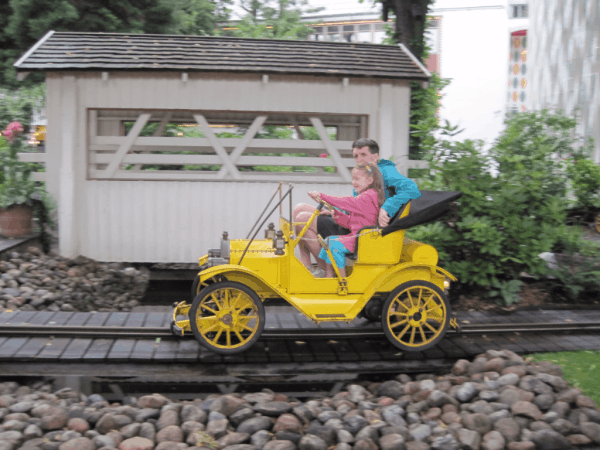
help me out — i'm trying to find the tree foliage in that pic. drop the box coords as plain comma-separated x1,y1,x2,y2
224,0,321,40
374,0,433,60
0,0,233,89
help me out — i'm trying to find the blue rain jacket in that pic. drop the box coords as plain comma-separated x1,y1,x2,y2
353,158,421,218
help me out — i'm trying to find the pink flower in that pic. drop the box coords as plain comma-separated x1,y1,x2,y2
319,153,329,158
2,122,24,140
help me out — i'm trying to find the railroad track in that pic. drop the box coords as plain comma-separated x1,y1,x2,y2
2,320,600,339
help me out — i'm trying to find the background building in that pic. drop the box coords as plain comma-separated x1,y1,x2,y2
529,0,600,161
303,0,526,149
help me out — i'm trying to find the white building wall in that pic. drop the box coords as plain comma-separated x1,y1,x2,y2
431,0,509,147
529,0,600,161
45,72,413,262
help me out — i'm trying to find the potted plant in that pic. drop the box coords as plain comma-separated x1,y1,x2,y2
0,122,55,244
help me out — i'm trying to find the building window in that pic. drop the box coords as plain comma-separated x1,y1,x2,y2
373,23,386,44
327,26,340,42
308,26,324,41
357,24,372,43
342,25,355,42
512,4,528,18
507,30,528,115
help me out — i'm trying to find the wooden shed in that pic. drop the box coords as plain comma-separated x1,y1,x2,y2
14,31,430,263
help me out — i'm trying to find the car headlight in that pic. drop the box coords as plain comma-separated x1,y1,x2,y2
220,231,230,261
444,278,451,289
273,230,286,255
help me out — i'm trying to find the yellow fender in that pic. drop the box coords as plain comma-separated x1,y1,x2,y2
198,264,284,300
346,262,456,318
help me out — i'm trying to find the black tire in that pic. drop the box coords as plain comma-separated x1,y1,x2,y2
191,270,225,301
189,281,265,354
191,275,200,301
362,298,383,322
382,280,451,352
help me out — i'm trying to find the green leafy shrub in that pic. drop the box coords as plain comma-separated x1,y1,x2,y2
547,253,600,302
566,150,600,221
411,110,582,305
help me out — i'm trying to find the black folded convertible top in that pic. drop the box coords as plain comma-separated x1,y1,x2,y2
382,190,462,236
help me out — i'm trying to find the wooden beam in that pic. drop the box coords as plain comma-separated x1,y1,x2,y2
378,83,394,161
193,114,241,180
103,113,151,178
133,112,172,170
59,76,77,257
217,115,267,178
309,117,352,182
17,153,46,163
89,170,347,184
16,72,30,81
91,136,355,151
93,153,357,167
289,116,305,140
30,172,46,182
226,116,267,164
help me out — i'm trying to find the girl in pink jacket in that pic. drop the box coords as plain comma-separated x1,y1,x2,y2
308,164,385,277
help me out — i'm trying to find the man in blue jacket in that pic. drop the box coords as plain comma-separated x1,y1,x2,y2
293,138,421,276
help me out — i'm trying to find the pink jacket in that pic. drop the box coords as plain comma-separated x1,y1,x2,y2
319,189,379,252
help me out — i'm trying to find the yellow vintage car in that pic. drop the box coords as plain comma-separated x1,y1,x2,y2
171,185,461,354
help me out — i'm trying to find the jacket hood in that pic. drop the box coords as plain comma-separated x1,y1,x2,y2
378,159,395,168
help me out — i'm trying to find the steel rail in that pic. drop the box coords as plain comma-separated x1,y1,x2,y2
1,321,600,339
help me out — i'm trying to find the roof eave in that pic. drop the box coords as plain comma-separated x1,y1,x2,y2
14,66,430,83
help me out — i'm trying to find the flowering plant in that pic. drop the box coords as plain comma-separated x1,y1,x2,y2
0,122,55,247
2,121,24,141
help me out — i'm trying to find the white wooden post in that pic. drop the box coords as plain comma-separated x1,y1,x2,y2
378,83,394,162
309,117,352,182
59,76,78,257
394,84,412,177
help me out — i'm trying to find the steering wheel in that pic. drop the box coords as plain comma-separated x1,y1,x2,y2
316,197,335,213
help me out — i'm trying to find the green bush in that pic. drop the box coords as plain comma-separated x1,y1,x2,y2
567,152,600,213
410,110,583,305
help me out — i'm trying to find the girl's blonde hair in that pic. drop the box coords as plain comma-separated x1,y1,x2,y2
354,164,385,207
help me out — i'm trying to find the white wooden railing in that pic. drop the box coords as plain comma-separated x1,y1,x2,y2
17,152,46,182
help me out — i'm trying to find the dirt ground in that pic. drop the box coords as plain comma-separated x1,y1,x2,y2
451,281,553,312
450,225,600,312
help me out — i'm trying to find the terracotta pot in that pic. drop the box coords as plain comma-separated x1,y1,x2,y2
0,204,34,237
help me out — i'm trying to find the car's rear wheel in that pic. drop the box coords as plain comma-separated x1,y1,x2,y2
382,280,450,352
361,298,383,322
189,281,265,354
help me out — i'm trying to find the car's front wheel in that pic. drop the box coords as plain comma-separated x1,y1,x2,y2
189,281,265,354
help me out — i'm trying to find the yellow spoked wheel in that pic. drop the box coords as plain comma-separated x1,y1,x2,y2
595,212,600,234
189,281,265,354
191,274,225,301
382,280,451,352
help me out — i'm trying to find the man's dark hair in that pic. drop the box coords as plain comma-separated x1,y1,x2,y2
352,138,379,155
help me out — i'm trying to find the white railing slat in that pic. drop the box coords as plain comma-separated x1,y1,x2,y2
17,153,47,163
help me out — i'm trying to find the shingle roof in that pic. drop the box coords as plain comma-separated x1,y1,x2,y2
14,31,430,81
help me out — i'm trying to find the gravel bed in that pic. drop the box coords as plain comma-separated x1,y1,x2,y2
0,247,150,313
1,350,600,450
